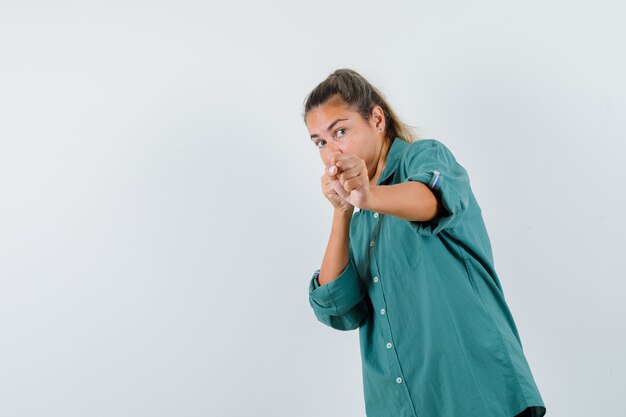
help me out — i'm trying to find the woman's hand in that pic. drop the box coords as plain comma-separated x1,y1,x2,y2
322,153,372,210
321,167,354,213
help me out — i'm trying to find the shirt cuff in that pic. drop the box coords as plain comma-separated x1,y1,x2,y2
405,170,464,236
308,259,365,316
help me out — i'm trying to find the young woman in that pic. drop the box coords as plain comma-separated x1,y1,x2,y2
304,68,547,417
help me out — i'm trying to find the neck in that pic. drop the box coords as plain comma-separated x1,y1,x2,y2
370,137,392,186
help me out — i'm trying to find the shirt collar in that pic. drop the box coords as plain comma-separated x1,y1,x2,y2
376,136,409,186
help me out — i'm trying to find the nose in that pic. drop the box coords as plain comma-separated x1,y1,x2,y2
320,139,343,166
326,139,343,153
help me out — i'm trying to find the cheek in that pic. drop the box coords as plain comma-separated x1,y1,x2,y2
342,144,365,161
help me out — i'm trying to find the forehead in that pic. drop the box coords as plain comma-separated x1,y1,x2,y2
306,99,357,127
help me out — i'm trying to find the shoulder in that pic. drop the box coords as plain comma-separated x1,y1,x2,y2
402,138,457,163
408,138,442,148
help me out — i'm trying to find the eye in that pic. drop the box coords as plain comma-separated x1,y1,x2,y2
336,128,347,138
315,139,327,149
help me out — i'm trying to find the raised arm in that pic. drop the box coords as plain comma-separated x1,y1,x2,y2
317,209,353,285
308,208,370,331
364,182,442,223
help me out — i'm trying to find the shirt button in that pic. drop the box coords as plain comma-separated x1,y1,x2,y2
370,241,375,247
373,212,379,218
396,377,403,384
373,276,379,283
380,308,385,315
386,342,393,349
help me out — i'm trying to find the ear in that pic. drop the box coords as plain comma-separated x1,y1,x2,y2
370,105,385,132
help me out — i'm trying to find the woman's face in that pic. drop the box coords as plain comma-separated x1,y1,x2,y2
305,96,385,175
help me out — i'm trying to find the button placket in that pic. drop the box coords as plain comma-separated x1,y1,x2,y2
362,146,418,416
368,214,408,394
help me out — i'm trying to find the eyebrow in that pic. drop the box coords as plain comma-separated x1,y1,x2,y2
310,118,349,140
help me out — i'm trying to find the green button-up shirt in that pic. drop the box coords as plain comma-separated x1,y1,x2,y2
308,137,546,417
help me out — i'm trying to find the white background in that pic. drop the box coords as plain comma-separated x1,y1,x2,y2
1,1,624,416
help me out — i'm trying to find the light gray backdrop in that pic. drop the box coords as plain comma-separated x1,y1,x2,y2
1,1,624,416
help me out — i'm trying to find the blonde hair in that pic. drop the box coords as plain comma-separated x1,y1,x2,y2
302,68,421,143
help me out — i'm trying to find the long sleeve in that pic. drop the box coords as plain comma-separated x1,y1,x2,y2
308,254,369,331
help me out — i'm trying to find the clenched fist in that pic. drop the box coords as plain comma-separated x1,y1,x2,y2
320,153,372,212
